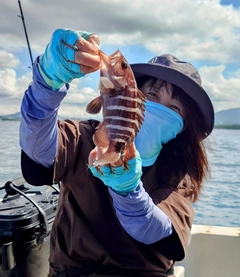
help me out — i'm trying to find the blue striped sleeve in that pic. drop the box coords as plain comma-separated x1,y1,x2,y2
20,56,68,167
108,182,173,245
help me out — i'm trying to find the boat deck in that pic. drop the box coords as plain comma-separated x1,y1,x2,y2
174,224,240,277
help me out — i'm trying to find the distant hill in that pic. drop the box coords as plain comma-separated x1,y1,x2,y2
0,112,21,121
1,108,240,129
214,108,240,127
0,112,68,121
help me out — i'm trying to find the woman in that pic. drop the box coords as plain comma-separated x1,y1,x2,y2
20,28,214,277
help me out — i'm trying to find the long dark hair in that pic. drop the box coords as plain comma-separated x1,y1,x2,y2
138,77,211,202
158,84,210,202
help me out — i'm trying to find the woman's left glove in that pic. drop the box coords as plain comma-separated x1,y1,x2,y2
88,145,142,194
39,28,100,90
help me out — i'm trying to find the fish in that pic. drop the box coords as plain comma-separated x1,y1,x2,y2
86,49,146,169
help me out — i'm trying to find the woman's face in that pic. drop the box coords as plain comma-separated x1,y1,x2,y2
140,78,185,120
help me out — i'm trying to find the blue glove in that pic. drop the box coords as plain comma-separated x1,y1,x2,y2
88,154,143,194
39,28,92,90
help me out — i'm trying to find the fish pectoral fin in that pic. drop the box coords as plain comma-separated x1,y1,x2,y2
98,77,114,94
86,96,102,114
93,122,109,148
93,151,120,166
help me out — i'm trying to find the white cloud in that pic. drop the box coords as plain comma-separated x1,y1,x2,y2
0,69,32,97
233,68,240,78
58,104,102,120
2,0,240,61
0,50,20,70
58,78,101,119
0,69,17,97
0,98,22,115
65,79,98,104
0,0,240,115
200,64,240,112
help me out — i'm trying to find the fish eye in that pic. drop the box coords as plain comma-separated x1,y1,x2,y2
122,60,128,69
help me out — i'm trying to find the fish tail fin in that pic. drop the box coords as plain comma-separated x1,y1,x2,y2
93,122,109,148
93,150,120,166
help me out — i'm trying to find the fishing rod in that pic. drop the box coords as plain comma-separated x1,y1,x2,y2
18,0,33,67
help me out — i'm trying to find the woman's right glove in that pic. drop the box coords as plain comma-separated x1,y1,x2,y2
89,154,142,194
88,144,142,195
39,28,100,90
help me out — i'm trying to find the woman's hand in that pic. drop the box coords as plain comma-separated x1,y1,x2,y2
39,28,101,90
88,143,143,195
74,34,100,74
88,143,137,167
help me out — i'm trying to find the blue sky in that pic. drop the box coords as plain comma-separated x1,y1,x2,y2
0,0,240,118
221,0,239,7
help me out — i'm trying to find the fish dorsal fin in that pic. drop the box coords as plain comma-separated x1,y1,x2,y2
98,77,114,94
86,96,102,114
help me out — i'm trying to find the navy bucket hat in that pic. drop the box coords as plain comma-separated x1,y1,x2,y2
131,54,214,138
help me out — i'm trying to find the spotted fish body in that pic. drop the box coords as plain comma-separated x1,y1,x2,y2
86,50,145,167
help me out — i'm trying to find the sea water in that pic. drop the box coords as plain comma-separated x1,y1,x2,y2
0,121,239,227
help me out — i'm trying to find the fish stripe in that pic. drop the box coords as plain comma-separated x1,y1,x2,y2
104,109,143,120
108,132,131,138
106,106,144,120
110,138,130,143
108,131,133,144
107,105,137,112
105,115,139,125
105,117,140,130
112,95,138,102
108,132,133,141
106,124,136,133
